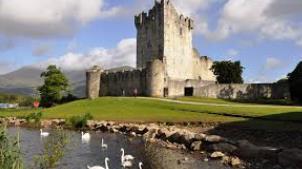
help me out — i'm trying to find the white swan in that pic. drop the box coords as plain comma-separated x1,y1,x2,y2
81,131,91,141
139,162,143,169
40,129,49,137
121,148,135,161
87,157,109,169
121,160,132,168
101,138,108,149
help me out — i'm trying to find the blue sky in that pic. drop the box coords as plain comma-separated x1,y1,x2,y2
0,0,301,83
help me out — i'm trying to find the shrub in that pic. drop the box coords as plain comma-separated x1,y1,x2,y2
68,113,93,129
33,129,68,169
24,112,43,124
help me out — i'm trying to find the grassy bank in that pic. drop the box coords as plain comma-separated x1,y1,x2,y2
0,97,301,123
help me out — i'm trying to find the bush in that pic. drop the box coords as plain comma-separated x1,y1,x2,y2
24,112,43,124
33,129,68,169
68,113,93,129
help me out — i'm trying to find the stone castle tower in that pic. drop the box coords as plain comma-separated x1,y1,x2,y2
135,0,194,80
86,0,216,99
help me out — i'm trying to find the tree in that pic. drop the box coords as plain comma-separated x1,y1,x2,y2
38,65,69,107
211,61,244,84
288,61,302,102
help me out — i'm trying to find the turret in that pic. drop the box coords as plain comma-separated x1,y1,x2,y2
86,66,102,99
146,59,165,97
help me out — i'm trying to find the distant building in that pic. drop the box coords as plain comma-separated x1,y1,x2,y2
0,103,19,109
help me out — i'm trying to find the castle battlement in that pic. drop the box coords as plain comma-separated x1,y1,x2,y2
135,0,193,30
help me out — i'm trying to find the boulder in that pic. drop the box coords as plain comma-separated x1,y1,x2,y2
167,132,182,143
235,140,261,159
278,148,302,169
205,135,224,143
210,151,225,159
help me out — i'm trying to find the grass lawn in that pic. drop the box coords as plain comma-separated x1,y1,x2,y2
175,96,296,106
0,97,301,124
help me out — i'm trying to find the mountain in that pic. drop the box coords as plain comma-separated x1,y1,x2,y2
0,66,86,97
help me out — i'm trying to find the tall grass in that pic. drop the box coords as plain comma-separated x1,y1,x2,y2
33,129,69,169
0,126,24,169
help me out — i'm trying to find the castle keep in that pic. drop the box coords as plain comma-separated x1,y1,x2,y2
86,0,216,99
86,0,290,100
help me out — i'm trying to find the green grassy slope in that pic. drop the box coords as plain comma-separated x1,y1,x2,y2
1,97,301,124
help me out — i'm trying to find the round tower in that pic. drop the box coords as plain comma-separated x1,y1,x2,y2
86,65,102,99
146,59,165,97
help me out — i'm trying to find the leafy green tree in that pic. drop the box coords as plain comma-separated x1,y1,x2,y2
288,61,302,102
211,60,244,84
38,65,69,107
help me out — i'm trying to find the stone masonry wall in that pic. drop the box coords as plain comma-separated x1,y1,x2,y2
100,69,146,96
163,1,194,80
194,83,290,99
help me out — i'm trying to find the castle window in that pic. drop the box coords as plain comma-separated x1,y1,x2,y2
180,28,183,36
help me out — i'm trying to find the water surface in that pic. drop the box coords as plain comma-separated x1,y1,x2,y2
8,127,231,169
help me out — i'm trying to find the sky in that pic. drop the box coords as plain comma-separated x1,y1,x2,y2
0,0,301,83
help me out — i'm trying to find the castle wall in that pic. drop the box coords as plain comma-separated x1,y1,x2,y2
192,50,216,81
135,1,164,69
163,1,194,80
167,79,216,97
194,83,290,100
100,70,146,96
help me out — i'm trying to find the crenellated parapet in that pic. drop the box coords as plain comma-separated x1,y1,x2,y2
135,0,194,30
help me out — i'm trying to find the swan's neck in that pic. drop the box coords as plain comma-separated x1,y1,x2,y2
139,164,142,169
105,159,109,169
102,139,103,145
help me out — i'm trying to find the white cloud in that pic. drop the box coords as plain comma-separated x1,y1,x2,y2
0,0,120,38
34,38,136,70
207,0,302,44
264,57,283,70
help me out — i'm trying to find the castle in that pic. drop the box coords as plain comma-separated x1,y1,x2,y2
86,0,290,100
86,0,215,99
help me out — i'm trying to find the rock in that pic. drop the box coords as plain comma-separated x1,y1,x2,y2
205,135,224,143
230,157,241,166
96,125,109,132
278,148,302,169
208,142,237,154
194,133,206,141
190,141,202,151
167,132,182,143
235,140,260,159
210,151,225,159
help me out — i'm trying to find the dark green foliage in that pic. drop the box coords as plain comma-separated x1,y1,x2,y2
24,112,43,124
68,113,93,129
38,65,69,107
0,93,34,107
288,61,302,102
211,61,244,84
60,93,78,104
0,127,24,169
33,129,68,169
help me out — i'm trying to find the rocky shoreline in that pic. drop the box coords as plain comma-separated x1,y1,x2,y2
1,117,302,169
